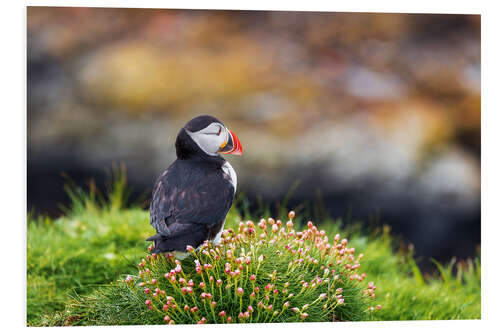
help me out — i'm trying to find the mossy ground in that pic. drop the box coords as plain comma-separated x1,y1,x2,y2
27,182,480,326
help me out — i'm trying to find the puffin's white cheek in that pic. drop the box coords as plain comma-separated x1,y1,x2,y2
197,134,224,155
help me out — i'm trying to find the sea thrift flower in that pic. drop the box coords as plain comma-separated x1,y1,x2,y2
237,287,244,296
288,211,295,219
219,311,226,317
301,313,309,320
250,274,256,281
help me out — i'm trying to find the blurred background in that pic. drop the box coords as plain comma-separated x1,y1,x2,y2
27,7,480,270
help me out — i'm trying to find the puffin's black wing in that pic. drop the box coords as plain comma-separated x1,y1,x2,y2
148,160,235,253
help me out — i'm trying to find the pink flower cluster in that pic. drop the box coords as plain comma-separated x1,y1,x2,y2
133,210,379,324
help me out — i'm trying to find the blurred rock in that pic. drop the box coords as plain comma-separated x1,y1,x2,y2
27,8,480,268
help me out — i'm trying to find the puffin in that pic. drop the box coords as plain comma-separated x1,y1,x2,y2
147,115,243,258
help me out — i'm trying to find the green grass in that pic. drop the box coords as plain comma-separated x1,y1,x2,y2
27,178,480,326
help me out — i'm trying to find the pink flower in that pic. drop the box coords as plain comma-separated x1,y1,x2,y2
144,288,150,294
227,316,232,323
237,287,244,296
145,299,151,305
288,211,295,219
219,311,226,317
301,313,309,320
250,274,256,281
376,304,382,310
164,315,170,322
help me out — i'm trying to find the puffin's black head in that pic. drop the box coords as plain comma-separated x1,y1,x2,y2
175,115,243,160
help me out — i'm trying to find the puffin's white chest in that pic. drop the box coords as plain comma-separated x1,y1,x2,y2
221,161,237,193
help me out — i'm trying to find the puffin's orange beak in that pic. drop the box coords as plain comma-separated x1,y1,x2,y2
219,129,243,155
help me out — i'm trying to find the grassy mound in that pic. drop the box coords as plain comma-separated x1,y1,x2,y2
27,179,481,326
45,213,381,325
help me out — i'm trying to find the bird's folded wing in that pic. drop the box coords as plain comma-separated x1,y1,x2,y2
149,168,234,239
